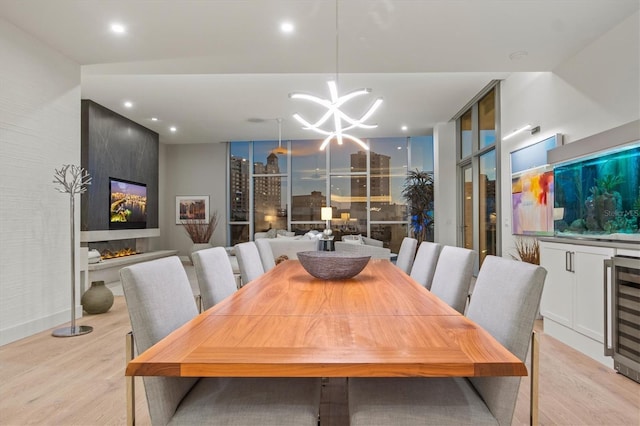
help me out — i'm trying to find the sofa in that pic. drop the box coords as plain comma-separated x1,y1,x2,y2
334,235,392,260
254,230,319,260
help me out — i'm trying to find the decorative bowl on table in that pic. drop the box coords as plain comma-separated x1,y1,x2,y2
297,251,370,280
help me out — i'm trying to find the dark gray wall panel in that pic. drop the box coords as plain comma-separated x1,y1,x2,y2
81,100,159,231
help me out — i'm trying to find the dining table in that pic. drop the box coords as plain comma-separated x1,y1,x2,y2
125,258,527,379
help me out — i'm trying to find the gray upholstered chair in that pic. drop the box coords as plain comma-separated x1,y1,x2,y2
429,245,476,313
395,237,418,274
409,241,443,290
120,256,321,426
234,241,265,285
255,238,277,271
348,255,547,426
191,247,237,311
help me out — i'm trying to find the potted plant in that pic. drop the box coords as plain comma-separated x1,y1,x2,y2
402,169,434,244
181,211,218,259
510,236,540,265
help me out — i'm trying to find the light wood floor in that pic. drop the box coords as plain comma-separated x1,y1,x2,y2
1,296,638,425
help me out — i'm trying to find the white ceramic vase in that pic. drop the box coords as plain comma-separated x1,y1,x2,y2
190,243,212,262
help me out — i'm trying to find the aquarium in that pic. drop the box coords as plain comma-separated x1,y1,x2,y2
553,142,640,242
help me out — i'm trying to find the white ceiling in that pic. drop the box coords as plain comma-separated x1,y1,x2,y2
1,0,638,144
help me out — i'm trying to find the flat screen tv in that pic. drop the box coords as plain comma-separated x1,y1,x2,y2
109,177,147,229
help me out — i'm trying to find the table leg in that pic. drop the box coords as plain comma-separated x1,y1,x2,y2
126,331,135,426
530,331,539,426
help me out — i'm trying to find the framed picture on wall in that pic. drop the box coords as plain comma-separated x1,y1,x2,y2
175,196,209,224
510,134,562,235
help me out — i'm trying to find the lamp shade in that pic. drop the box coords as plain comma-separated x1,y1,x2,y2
321,207,332,221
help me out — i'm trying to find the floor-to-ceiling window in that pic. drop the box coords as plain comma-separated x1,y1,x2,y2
228,142,250,245
228,136,433,253
253,141,288,232
456,84,500,264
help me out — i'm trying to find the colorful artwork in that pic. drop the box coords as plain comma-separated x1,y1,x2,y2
510,134,561,236
512,166,554,235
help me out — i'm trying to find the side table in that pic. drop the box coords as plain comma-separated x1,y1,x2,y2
319,238,335,251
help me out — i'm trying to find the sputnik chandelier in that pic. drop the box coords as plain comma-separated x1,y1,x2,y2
289,0,383,151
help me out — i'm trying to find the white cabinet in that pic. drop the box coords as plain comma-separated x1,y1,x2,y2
540,244,574,327
540,241,615,366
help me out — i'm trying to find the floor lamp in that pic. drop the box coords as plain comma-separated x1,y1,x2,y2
52,164,93,337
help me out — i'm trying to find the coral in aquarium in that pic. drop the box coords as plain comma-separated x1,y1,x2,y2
586,174,624,231
596,174,624,193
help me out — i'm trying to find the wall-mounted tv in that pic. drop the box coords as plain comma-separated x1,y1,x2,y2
109,177,147,229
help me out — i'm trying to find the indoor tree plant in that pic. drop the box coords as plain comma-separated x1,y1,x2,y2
402,169,435,244
510,236,540,265
181,211,218,259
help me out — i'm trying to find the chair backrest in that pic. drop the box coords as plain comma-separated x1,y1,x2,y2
467,255,547,426
255,238,277,271
234,241,265,284
119,256,199,426
409,241,443,289
395,237,418,274
430,245,476,313
192,247,238,310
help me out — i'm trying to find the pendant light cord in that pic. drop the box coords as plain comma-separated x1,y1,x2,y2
277,118,282,148
335,0,339,87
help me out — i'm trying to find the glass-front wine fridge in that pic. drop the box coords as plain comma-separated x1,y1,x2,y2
604,255,640,383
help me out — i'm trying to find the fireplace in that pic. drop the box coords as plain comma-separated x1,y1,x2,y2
89,239,140,260
81,228,174,286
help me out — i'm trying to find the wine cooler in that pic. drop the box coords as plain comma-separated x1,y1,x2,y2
604,255,640,383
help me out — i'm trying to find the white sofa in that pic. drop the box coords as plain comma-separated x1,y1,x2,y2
254,231,319,260
334,235,392,260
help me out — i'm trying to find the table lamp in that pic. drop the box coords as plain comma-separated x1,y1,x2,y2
321,207,333,239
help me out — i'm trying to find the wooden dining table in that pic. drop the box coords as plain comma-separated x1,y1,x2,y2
125,258,527,379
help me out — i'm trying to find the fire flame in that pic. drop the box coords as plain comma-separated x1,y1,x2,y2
101,248,138,260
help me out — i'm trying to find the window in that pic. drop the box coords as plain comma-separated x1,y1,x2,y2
228,143,250,245
291,139,326,223
456,85,500,264
228,136,433,253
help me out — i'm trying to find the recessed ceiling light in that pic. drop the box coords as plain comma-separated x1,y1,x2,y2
170,126,177,132
401,125,408,131
110,23,126,34
280,22,294,33
124,101,133,108
151,117,158,121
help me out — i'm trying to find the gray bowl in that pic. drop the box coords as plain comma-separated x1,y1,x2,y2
297,251,370,280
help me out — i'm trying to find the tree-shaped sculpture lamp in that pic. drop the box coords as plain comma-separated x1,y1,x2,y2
52,165,93,337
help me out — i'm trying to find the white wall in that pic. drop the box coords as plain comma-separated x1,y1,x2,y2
499,11,640,258
161,143,228,258
0,19,81,345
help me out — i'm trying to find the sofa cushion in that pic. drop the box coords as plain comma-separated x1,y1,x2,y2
362,236,384,247
266,228,277,238
266,239,318,260
342,235,364,245
276,235,303,240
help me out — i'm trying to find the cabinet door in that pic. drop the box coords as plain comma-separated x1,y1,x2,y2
573,247,614,342
540,244,574,327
